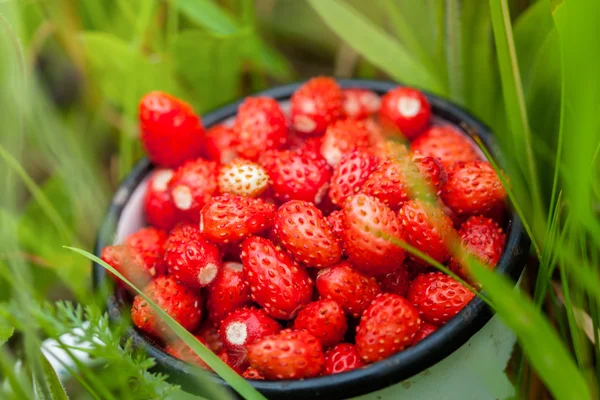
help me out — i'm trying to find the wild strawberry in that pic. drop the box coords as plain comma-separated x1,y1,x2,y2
242,367,265,380
164,223,221,288
360,159,410,210
168,158,218,223
411,156,447,198
320,119,374,167
144,169,180,231
316,262,381,318
235,97,287,161
204,124,239,164
241,236,313,320
449,216,506,282
207,261,251,323
326,210,345,250
125,227,168,276
131,276,202,338
219,307,282,368
139,91,205,168
411,126,480,169
342,194,406,276
377,263,410,297
196,322,224,354
441,161,507,217
200,195,276,244
101,245,155,288
291,77,343,135
328,150,380,206
248,329,325,380
273,201,342,268
397,200,456,265
407,272,475,325
323,343,364,375
379,87,431,140
259,149,332,204
355,293,421,363
165,336,211,370
297,137,324,158
411,322,438,346
218,159,269,198
342,88,381,120
293,300,347,348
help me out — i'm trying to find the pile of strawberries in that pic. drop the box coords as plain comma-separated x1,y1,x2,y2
101,77,508,381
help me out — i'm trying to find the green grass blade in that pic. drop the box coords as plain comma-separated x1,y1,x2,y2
468,261,591,400
0,145,72,240
67,247,266,400
308,0,445,94
39,352,70,400
177,0,238,34
444,0,464,104
489,0,543,218
382,0,441,85
0,324,13,347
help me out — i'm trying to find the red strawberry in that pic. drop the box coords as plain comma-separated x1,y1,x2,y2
342,194,406,276
379,87,431,140
291,77,343,135
326,210,345,250
273,201,342,268
342,88,381,120
355,293,421,362
139,91,205,168
407,272,475,325
328,150,380,206
411,156,447,198
441,161,507,217
204,124,239,164
297,137,324,158
164,223,221,288
411,126,480,169
207,261,251,323
320,119,374,167
169,158,218,223
293,300,347,348
125,227,168,276
259,149,332,204
241,237,313,319
248,329,325,380
411,322,438,346
377,263,410,297
219,306,282,368
199,195,276,244
131,276,202,338
397,200,456,265
235,97,287,161
316,262,381,318
323,343,365,375
242,367,265,380
449,216,506,282
196,322,224,354
165,337,211,370
101,245,155,288
218,159,269,198
144,169,180,231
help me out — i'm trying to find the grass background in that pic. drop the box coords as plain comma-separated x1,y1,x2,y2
0,0,599,399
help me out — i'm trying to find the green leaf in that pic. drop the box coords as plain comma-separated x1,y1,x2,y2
469,261,591,400
0,324,14,347
67,247,266,400
308,0,445,94
80,32,184,107
177,0,238,34
172,30,249,111
36,352,70,400
489,0,544,226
